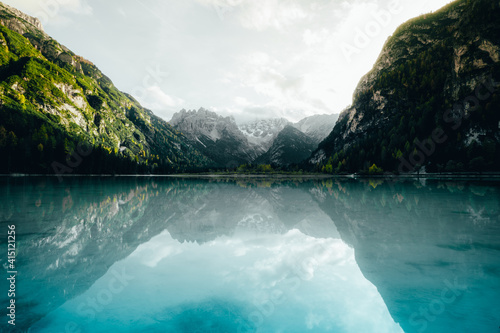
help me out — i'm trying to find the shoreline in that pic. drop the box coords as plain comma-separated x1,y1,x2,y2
1,173,500,180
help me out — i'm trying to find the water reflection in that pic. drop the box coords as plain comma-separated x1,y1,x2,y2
0,177,498,332
312,178,500,333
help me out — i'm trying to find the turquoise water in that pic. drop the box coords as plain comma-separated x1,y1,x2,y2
0,177,499,333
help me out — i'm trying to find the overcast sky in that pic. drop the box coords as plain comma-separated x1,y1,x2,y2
7,0,452,123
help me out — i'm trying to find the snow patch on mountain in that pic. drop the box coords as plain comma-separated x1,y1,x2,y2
293,114,339,144
169,109,340,166
238,118,291,153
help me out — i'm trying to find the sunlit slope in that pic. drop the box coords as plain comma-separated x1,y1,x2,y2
0,2,213,174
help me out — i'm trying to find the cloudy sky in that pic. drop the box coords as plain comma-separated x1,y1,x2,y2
7,0,452,123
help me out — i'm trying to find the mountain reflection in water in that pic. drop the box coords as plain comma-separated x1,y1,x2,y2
0,177,498,333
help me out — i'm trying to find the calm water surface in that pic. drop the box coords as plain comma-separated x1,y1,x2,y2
0,177,499,333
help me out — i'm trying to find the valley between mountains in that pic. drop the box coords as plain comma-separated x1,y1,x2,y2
0,0,499,175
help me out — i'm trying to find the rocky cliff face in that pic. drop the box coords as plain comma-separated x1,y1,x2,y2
170,110,341,168
238,118,291,155
0,2,44,34
170,108,256,166
170,108,244,143
312,0,500,173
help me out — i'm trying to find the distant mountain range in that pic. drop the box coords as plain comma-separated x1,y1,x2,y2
239,117,290,156
169,108,257,167
0,0,338,173
0,0,498,174
254,125,317,166
169,109,338,167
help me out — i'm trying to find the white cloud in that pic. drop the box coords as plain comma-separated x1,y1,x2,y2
38,228,403,332
303,28,330,46
4,0,455,123
234,96,251,106
134,86,185,120
238,0,309,31
195,0,311,31
220,51,337,122
54,0,92,14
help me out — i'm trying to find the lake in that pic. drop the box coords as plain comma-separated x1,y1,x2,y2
0,176,499,333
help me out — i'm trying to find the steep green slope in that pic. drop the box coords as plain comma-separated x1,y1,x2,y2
312,0,500,174
0,2,213,174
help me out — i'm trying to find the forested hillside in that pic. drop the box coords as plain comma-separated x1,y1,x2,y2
312,0,500,174
0,2,213,174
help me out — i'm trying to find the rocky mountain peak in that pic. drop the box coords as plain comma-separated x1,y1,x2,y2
238,117,291,154
293,114,339,145
168,107,257,165
255,124,317,166
0,2,44,34
170,108,236,127
239,118,291,137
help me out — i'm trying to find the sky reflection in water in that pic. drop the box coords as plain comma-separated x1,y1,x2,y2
0,177,498,333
